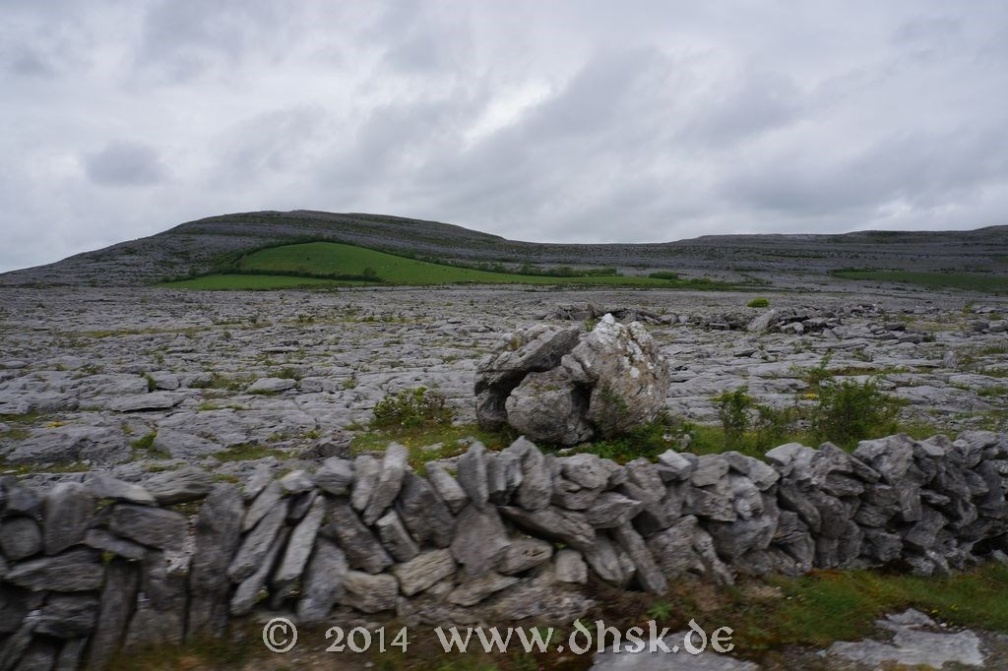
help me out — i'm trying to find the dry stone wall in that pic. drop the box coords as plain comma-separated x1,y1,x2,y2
3,430,1008,669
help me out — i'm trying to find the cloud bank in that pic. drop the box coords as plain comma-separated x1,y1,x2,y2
1,0,1006,271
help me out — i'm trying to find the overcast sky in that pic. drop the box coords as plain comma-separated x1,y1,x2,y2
2,1,1007,273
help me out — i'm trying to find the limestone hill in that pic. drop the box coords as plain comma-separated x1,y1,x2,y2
2,210,1006,289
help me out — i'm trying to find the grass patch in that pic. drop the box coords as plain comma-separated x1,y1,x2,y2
105,632,254,671
189,372,256,391
0,426,30,441
747,297,770,308
714,563,1008,654
196,402,246,412
213,443,289,462
162,241,738,291
564,413,684,464
833,269,1008,294
351,423,514,473
0,460,92,476
371,387,455,430
130,431,157,451
161,273,357,290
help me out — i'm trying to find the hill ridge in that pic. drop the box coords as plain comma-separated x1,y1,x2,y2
2,210,1006,287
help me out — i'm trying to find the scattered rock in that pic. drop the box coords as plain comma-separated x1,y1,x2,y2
246,377,297,394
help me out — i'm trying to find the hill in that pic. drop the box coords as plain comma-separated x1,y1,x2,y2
1,210,1007,289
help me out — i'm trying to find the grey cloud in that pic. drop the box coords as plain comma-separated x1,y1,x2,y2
521,48,672,141
0,2,97,80
84,141,168,187
893,15,962,44
3,46,55,77
212,107,328,186
679,70,804,147
133,0,298,83
383,33,448,73
722,127,1008,218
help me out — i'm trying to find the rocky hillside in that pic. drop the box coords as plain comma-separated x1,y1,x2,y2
2,209,1007,287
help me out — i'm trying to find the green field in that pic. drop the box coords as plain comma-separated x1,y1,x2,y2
833,269,1008,293
163,241,731,290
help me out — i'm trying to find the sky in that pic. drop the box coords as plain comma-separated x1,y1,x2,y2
2,1,1007,273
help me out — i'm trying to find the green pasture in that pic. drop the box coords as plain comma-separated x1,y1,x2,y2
163,241,730,290
833,269,1008,293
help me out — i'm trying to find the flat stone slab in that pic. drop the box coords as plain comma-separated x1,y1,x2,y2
246,377,297,393
828,609,985,668
107,392,184,412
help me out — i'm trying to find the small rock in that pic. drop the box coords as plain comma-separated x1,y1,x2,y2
246,377,297,394
448,572,519,607
86,472,156,505
425,462,469,513
314,457,355,495
451,505,510,577
279,469,315,494
498,537,554,575
393,549,457,596
554,549,588,584
43,482,95,555
362,442,409,526
338,571,399,613
4,548,105,591
0,516,43,560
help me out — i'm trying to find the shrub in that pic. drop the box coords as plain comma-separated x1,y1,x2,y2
812,379,901,448
747,297,770,308
578,411,682,463
715,386,752,447
371,387,454,430
803,353,834,391
752,403,792,448
649,271,681,280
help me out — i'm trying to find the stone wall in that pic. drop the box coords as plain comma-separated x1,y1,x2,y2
2,430,1008,669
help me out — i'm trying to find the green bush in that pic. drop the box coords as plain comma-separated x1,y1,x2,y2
752,403,792,448
649,271,681,280
715,386,752,447
371,387,454,430
747,297,770,308
803,353,834,390
812,379,901,448
575,411,684,463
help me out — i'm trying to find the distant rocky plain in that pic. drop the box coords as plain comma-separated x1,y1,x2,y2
1,282,1005,490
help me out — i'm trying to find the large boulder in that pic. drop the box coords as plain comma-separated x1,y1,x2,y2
475,315,671,445
475,324,582,430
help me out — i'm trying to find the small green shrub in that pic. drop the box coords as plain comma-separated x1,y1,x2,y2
371,387,454,430
581,411,683,463
752,403,792,448
130,432,157,451
747,297,770,308
646,600,673,621
649,271,680,280
275,366,302,381
715,386,752,447
812,379,902,448
803,353,834,391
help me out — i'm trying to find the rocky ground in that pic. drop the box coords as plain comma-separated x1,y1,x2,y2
1,284,1006,481
1,282,1008,669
